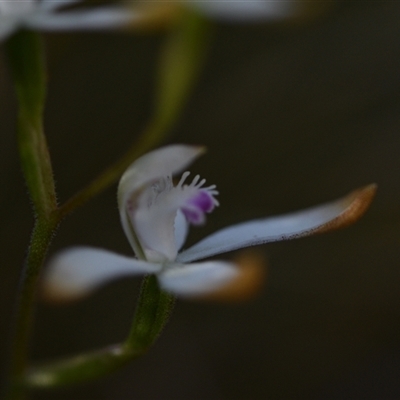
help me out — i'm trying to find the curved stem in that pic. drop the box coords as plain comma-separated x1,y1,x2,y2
5,30,59,400
23,276,174,389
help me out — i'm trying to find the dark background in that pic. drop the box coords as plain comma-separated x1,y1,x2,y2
1,2,400,399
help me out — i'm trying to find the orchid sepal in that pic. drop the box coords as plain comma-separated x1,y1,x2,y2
177,184,377,263
42,247,162,303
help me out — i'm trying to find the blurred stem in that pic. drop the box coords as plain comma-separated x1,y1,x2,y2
59,12,211,219
5,31,59,399
23,276,174,388
5,30,57,218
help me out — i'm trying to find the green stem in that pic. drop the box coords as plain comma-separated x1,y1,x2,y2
10,219,57,378
23,276,174,389
24,345,136,389
4,31,59,399
7,217,59,399
5,30,57,217
126,275,175,352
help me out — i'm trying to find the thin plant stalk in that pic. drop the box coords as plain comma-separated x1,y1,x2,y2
5,30,59,400
24,276,174,388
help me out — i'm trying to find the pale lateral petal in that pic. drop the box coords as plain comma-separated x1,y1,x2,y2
177,184,377,263
42,247,161,302
25,8,135,30
118,145,204,258
158,261,239,297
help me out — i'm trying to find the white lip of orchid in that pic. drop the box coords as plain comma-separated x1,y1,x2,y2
42,145,376,302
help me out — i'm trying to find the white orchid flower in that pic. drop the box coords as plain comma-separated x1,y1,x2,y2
0,0,135,41
43,145,376,302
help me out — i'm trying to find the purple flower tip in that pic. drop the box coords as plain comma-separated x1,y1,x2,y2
188,190,215,213
181,190,217,225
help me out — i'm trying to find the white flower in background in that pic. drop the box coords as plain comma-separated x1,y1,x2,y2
190,0,298,22
188,0,333,22
0,0,135,41
43,145,376,301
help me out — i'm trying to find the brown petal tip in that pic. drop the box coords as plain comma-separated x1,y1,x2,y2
314,183,377,235
197,251,267,302
39,277,87,305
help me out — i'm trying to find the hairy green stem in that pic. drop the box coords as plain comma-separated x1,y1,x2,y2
7,217,59,400
5,30,59,400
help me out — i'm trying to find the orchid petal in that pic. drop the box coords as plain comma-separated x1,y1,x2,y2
117,145,204,260
177,184,377,263
25,8,135,30
39,0,82,12
191,0,298,22
42,247,161,302
118,145,205,208
157,260,239,298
